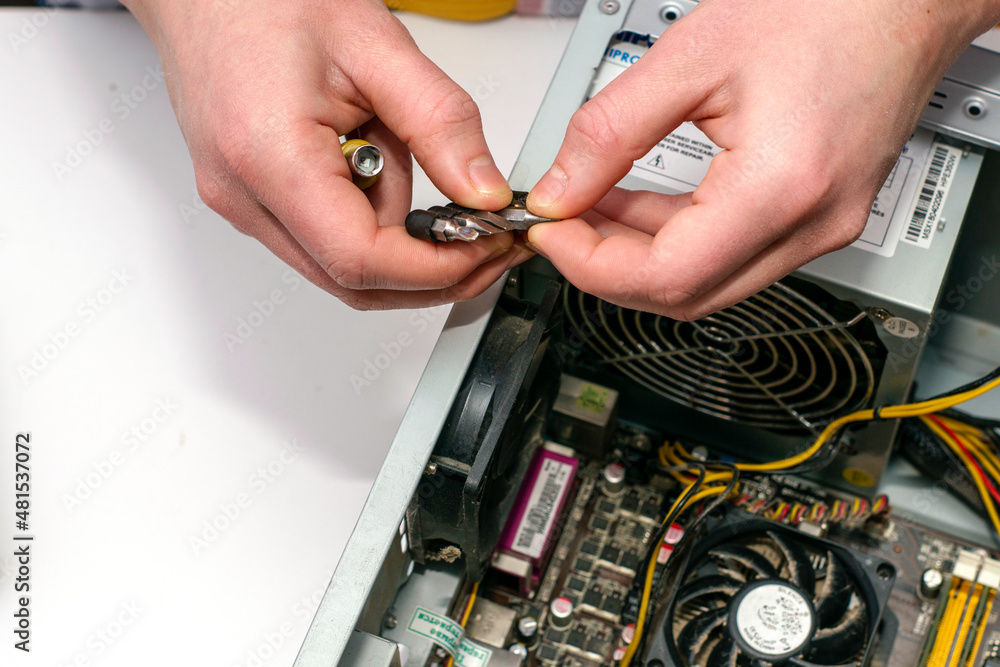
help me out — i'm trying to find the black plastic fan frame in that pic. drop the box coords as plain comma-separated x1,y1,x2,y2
654,509,895,667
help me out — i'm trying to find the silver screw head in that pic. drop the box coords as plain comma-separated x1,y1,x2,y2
600,0,620,14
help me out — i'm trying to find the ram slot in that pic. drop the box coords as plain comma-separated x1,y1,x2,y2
919,576,957,667
946,583,984,667
927,579,972,667
960,588,995,667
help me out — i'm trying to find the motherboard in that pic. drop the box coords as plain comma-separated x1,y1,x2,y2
420,379,1000,667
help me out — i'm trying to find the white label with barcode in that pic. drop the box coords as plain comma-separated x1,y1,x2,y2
511,459,573,559
901,142,962,249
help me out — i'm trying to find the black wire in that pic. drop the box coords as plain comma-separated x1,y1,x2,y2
940,407,1000,433
924,364,1000,401
634,461,740,660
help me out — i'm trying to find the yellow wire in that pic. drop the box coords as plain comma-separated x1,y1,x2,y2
620,484,730,667
953,426,1000,487
739,375,1000,473
922,417,1000,535
619,374,1000,667
444,582,480,667
962,434,1000,488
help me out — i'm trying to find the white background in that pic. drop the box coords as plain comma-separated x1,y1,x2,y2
0,9,574,666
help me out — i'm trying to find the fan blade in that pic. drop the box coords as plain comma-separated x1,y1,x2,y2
814,552,853,627
708,544,778,580
787,657,854,667
678,574,744,607
707,633,739,667
677,606,729,664
768,531,815,596
805,603,868,664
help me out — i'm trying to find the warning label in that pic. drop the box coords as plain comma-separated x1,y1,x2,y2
630,124,723,191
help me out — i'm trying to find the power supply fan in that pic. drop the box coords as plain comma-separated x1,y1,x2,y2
562,279,885,434
662,518,894,667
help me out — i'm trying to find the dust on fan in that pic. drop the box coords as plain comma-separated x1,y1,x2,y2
666,524,893,667
563,280,882,434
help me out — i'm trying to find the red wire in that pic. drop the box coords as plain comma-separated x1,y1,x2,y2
928,415,1000,507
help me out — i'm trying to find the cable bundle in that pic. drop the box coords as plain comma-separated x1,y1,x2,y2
619,365,1000,667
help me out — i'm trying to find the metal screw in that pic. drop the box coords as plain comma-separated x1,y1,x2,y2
600,0,620,14
868,307,891,321
384,611,398,629
424,461,438,475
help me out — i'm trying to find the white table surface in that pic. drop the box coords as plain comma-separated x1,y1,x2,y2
0,9,574,666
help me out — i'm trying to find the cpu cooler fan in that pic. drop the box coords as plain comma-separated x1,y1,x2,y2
651,514,895,667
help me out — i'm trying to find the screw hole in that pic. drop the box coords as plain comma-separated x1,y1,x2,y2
876,563,895,581
964,99,987,119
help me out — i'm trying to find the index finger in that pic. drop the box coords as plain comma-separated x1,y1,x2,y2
248,119,515,292
527,146,835,312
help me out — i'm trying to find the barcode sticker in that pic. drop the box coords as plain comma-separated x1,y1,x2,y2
901,142,962,249
510,459,574,559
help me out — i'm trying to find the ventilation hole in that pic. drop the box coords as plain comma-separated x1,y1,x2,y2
933,91,948,99
928,101,944,110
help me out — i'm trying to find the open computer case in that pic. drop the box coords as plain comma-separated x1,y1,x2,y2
294,2,1000,666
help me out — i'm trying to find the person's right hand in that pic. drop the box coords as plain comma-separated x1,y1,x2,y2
121,0,529,309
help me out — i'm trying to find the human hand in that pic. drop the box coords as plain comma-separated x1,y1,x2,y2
122,0,528,309
527,0,1000,319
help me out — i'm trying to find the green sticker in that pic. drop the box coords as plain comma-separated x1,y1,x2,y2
575,384,608,413
456,640,493,667
406,607,463,656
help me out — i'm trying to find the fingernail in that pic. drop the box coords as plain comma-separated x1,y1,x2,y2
505,244,537,269
514,239,538,259
530,165,567,208
525,225,550,259
468,156,508,195
484,235,514,260
519,237,543,258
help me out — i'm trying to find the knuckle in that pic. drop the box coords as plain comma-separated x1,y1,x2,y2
568,99,629,156
424,84,481,135
325,255,371,291
825,208,869,250
778,160,836,221
194,169,234,217
338,291,377,311
652,284,703,319
443,280,486,304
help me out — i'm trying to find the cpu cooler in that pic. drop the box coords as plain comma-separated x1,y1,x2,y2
648,512,896,667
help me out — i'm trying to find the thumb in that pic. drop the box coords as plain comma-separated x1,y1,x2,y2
357,31,511,210
526,43,706,219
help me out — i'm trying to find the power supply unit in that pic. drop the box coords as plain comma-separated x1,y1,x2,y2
294,2,1000,666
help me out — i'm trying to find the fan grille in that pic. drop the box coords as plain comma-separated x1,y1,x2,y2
563,282,877,433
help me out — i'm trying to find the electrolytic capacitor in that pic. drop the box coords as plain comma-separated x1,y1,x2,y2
508,643,528,662
602,462,626,496
920,567,944,599
549,597,574,629
517,615,539,643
